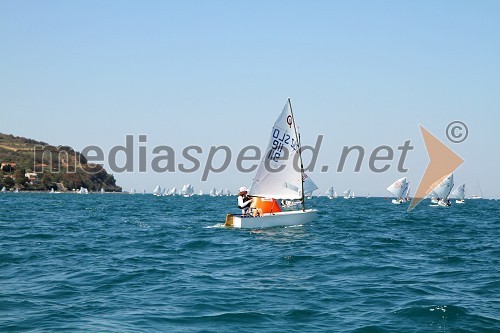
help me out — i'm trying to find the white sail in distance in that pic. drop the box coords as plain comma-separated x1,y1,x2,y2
430,173,454,199
326,186,334,197
153,185,161,196
303,173,318,196
249,99,304,200
387,177,407,199
181,184,194,196
451,183,466,200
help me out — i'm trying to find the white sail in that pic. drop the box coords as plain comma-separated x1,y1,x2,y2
226,98,317,229
451,183,466,200
101,188,105,194
168,187,177,196
249,99,303,200
210,187,217,196
343,189,351,199
386,177,407,199
326,186,334,198
404,185,411,199
1,186,6,192
153,185,161,196
430,173,454,199
181,184,194,196
303,173,318,196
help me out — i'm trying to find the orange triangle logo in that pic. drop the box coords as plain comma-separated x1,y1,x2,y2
408,125,464,211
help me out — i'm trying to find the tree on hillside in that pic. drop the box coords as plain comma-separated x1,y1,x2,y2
14,168,28,187
41,172,54,188
2,164,14,173
2,176,15,188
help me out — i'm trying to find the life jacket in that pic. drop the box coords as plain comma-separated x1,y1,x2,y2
238,195,252,209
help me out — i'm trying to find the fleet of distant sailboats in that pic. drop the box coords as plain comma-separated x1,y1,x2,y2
382,172,472,207
149,184,233,197
0,173,495,205
1,175,498,212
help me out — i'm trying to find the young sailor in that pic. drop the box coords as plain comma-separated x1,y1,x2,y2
237,187,262,217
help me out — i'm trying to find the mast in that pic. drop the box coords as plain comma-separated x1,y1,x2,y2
288,98,306,211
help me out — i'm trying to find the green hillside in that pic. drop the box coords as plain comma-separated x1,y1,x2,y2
0,133,122,192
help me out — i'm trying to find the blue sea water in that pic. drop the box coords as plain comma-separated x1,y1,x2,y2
1,193,499,332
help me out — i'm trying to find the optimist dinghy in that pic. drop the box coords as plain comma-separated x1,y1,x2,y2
225,99,317,228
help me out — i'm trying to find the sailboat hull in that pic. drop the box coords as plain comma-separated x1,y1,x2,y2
226,209,317,229
437,200,451,207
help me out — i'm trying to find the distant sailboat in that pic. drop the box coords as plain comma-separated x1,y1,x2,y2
153,185,162,196
471,180,483,199
181,184,194,197
198,190,203,196
78,187,89,194
303,173,318,199
209,187,217,197
386,177,407,205
129,189,136,195
451,183,466,204
429,173,454,207
1,186,6,193
168,187,177,196
326,186,335,199
343,189,351,199
428,189,439,203
101,188,105,194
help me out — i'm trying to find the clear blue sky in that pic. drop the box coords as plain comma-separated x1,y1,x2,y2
1,1,499,197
